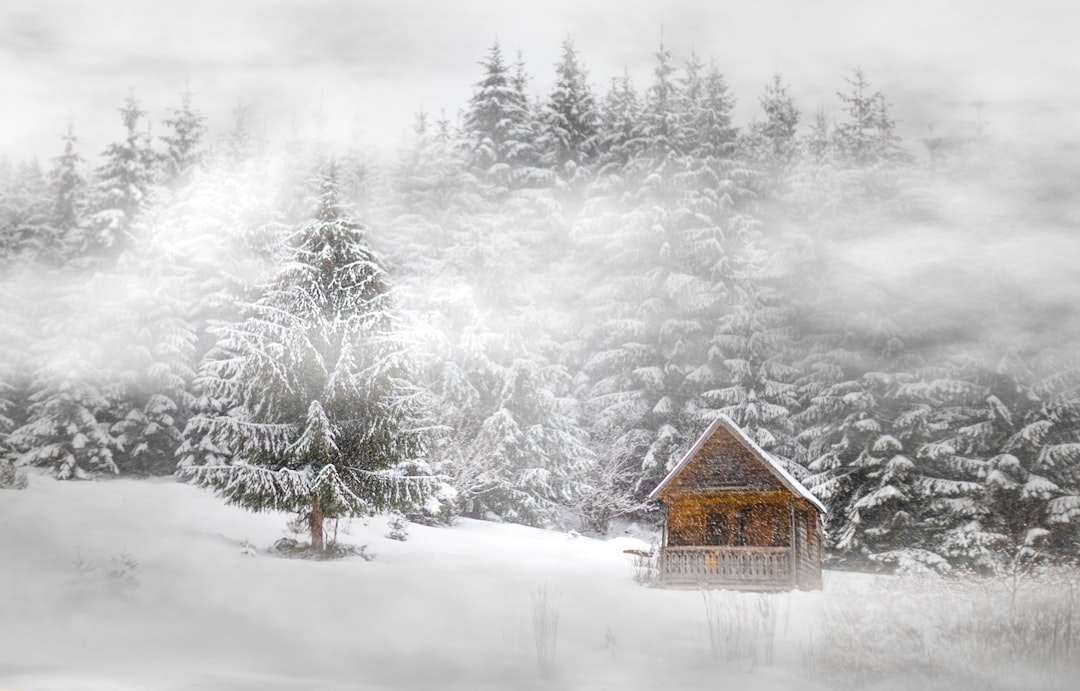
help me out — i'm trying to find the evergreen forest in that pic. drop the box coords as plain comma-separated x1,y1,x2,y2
3,37,1079,574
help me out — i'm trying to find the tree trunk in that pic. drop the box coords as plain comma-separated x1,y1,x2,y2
310,495,325,552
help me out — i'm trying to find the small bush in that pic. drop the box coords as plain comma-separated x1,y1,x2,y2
625,546,658,586
0,458,28,490
70,550,140,601
386,512,409,541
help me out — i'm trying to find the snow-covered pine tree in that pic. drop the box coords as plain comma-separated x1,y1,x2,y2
574,44,736,500
160,88,207,189
831,68,911,211
185,170,434,551
47,124,87,263
0,159,50,264
854,368,987,566
8,277,119,479
0,316,20,467
806,107,833,166
83,97,158,260
463,41,538,187
0,262,36,476
593,70,643,182
746,74,800,197
381,99,594,527
944,349,1080,565
450,354,593,526
795,299,988,565
507,50,545,180
106,269,197,476
638,37,680,171
222,100,255,165
8,357,117,480
833,68,902,167
700,228,803,468
539,37,600,187
384,106,483,274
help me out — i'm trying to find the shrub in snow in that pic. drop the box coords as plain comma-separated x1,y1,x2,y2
0,458,28,489
386,513,409,541
624,545,657,586
70,550,140,602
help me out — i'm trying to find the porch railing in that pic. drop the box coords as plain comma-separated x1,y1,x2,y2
658,546,794,587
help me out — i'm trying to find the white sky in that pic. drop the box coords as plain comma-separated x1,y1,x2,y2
2,0,1079,162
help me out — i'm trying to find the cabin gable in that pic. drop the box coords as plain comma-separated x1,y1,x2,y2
660,425,783,498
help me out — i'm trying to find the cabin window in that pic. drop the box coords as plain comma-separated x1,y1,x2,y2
705,512,728,544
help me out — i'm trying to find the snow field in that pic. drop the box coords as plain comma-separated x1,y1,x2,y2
3,474,1078,690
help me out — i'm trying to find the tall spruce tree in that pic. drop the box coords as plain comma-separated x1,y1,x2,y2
946,350,1080,565
594,70,643,180
160,89,207,189
0,159,50,263
747,74,800,197
703,233,802,466
463,41,537,185
185,170,433,551
47,124,87,262
833,68,904,168
8,277,119,480
85,97,158,259
539,37,600,184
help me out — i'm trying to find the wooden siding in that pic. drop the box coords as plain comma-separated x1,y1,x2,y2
660,427,782,497
666,491,792,547
794,510,823,589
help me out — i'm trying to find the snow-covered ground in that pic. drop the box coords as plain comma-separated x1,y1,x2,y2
1,474,1075,690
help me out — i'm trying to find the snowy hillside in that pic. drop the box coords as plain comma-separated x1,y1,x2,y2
2,475,1077,690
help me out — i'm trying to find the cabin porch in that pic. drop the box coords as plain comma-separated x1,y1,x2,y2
658,545,795,589
656,491,821,590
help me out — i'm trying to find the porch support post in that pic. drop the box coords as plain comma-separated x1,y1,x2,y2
789,502,798,588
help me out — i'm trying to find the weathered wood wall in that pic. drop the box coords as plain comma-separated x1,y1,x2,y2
663,432,783,494
666,491,793,547
794,510,823,589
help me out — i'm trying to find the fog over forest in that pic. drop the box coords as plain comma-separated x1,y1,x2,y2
4,1,1080,573
6,4,1080,691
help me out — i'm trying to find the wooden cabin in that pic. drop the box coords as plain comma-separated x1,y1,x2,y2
649,415,824,590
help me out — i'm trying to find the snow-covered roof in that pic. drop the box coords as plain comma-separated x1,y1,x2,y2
647,414,827,513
